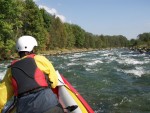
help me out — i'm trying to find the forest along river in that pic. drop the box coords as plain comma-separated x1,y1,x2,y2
0,49,150,113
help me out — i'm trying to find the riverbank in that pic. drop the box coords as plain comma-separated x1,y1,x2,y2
39,48,98,56
0,48,98,61
129,47,150,54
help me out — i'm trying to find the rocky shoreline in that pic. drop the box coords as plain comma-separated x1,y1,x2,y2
129,47,150,54
40,48,98,56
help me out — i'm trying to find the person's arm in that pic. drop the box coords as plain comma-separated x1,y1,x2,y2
34,55,58,88
0,69,14,112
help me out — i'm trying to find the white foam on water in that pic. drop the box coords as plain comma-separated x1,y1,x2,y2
117,67,147,77
0,63,9,68
124,67,146,77
70,58,78,62
85,68,92,71
116,57,146,65
70,53,85,58
144,57,150,62
113,96,132,107
105,57,117,63
66,62,77,66
0,70,6,81
86,60,103,66
101,53,111,57
85,65,102,72
0,63,9,81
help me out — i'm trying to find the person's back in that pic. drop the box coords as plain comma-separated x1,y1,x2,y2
0,36,64,113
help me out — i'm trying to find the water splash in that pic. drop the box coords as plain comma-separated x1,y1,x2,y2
0,70,6,81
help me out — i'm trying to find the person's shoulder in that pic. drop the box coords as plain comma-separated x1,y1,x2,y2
34,54,45,58
34,54,46,58
34,54,53,66
34,54,49,61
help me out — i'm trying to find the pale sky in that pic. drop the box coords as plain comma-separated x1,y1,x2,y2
34,0,150,39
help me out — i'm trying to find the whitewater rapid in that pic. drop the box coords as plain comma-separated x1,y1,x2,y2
0,49,150,113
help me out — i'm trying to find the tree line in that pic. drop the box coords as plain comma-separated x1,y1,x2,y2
0,0,149,60
129,33,150,48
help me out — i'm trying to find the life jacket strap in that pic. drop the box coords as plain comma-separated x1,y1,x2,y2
18,87,49,98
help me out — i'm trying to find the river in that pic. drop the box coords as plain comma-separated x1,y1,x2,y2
0,49,150,113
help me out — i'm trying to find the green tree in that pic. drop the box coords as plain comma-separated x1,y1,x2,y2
49,17,67,49
64,23,75,48
84,32,93,48
40,8,52,31
22,0,48,50
138,33,150,42
0,0,24,59
72,24,85,48
95,36,103,49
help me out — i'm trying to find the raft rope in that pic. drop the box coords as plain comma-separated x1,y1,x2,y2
58,79,78,96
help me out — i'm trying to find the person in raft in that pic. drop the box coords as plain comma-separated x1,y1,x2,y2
0,36,64,113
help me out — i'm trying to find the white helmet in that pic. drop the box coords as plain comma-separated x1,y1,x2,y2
16,36,38,52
